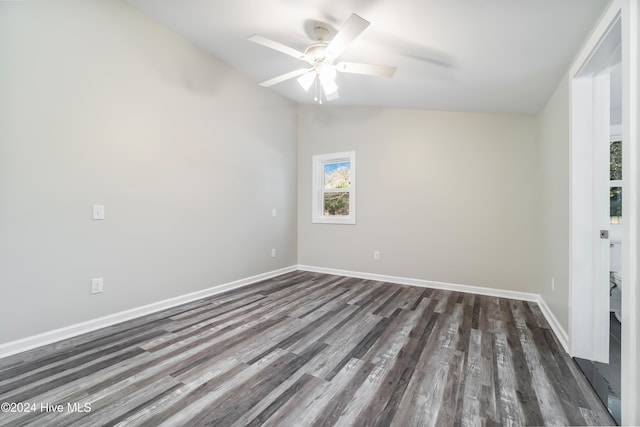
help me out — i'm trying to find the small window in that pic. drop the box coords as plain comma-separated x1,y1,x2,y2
610,140,622,224
312,151,356,224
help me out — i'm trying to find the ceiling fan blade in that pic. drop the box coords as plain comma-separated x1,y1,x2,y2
324,13,370,63
336,62,397,78
248,34,307,61
325,89,340,102
259,68,313,87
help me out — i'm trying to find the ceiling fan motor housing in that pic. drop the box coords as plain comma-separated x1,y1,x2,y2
305,43,328,63
313,26,330,41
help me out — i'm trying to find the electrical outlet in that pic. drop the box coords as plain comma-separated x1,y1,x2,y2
551,277,555,292
272,209,277,218
92,204,105,220
373,251,380,260
91,278,103,294
271,248,276,258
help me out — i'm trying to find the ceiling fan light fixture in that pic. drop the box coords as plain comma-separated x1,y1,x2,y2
319,74,338,97
315,62,336,81
249,13,395,104
316,62,338,97
297,71,316,91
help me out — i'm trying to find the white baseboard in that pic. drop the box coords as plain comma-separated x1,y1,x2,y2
297,264,539,301
534,296,570,353
0,264,571,360
297,264,570,352
0,266,297,359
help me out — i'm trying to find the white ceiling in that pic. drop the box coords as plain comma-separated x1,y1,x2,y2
124,0,609,114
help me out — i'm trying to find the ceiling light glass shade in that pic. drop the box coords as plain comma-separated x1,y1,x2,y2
316,62,337,81
318,73,338,97
315,62,338,98
297,71,316,91
324,88,340,101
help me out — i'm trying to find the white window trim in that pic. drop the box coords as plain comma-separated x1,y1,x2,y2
312,151,356,224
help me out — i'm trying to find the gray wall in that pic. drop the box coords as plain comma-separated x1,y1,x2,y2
537,74,571,331
297,105,541,293
634,4,640,421
0,0,297,344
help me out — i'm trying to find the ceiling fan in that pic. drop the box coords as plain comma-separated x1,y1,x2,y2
249,13,397,103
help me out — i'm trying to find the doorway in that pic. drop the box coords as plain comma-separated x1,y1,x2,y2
569,8,627,425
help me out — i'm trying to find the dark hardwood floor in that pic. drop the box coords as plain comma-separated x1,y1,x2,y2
0,271,614,426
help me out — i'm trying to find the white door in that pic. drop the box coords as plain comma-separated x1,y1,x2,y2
569,16,621,364
592,72,611,364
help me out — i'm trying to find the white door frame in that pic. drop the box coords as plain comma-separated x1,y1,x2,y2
569,0,638,424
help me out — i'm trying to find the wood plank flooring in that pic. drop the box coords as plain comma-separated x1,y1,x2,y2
0,271,614,426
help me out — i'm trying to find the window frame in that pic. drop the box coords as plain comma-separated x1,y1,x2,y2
312,151,356,224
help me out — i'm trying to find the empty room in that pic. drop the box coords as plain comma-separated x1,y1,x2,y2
1,0,638,426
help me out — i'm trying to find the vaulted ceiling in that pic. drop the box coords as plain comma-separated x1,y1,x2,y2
125,0,609,114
